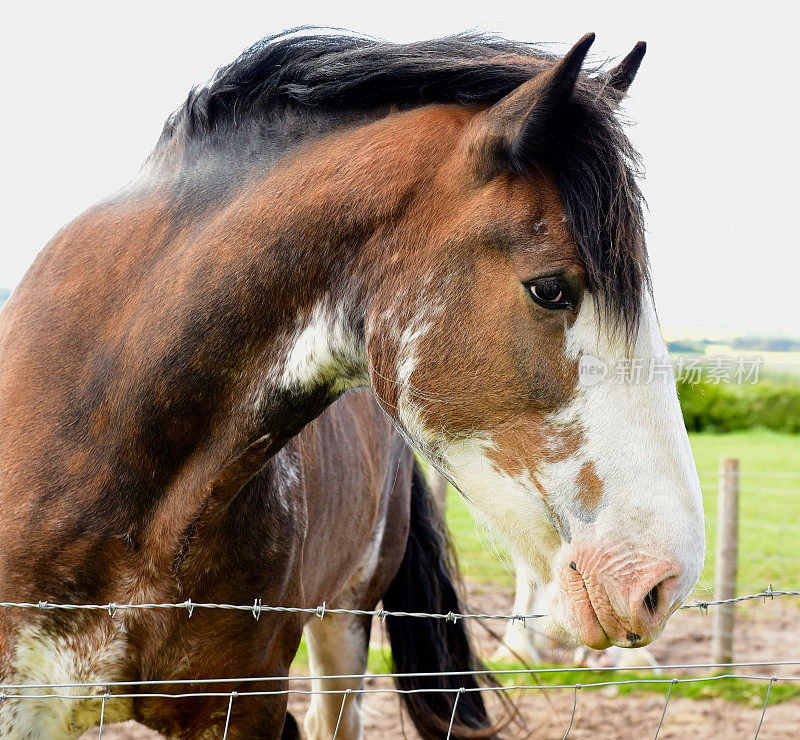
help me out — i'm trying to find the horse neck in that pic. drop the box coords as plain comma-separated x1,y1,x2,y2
125,105,469,490
164,119,453,431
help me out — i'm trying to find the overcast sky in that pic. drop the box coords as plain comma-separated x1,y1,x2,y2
1,1,798,334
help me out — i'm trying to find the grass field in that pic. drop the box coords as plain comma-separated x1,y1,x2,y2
444,430,800,596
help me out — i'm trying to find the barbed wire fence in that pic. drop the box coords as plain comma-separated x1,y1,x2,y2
0,589,798,738
1,460,799,738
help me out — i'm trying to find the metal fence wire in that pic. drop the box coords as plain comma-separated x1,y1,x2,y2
0,588,798,738
0,586,797,622
0,670,791,740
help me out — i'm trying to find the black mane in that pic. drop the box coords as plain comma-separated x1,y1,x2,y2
167,30,561,139
162,29,647,337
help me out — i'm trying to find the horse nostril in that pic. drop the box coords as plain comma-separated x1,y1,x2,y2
643,583,660,615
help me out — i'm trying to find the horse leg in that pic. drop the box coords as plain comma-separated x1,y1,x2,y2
493,554,543,663
303,612,371,740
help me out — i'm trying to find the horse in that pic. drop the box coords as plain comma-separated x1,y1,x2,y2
0,28,705,737
0,391,490,739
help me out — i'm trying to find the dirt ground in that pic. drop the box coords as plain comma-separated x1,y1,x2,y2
83,582,800,739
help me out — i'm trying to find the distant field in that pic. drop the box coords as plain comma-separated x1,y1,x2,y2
671,344,800,379
444,430,800,597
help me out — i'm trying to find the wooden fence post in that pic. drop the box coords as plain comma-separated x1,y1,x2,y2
711,457,739,666
428,469,449,513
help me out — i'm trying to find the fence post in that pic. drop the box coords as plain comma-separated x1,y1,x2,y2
711,457,739,666
428,469,449,513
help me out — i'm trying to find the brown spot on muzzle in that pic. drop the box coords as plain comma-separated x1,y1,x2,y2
576,460,603,512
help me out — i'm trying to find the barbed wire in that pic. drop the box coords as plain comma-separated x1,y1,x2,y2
0,587,796,622
1,596,795,738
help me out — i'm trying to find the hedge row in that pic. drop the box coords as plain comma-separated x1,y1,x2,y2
677,378,800,434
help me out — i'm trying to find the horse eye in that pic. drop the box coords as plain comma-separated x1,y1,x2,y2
528,278,569,309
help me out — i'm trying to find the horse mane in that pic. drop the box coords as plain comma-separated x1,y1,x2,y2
161,28,648,338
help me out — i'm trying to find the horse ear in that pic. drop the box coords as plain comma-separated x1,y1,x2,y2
468,33,595,178
607,41,646,94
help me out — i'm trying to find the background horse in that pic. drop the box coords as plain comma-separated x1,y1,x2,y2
0,393,491,738
0,28,705,737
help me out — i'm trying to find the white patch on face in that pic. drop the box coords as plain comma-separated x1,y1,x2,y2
365,305,435,431
0,623,133,738
392,293,703,631
385,300,561,582
442,437,562,580
547,294,705,591
394,400,559,582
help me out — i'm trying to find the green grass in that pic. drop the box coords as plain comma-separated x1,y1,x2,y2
691,430,800,595
485,662,800,706
443,430,800,595
290,642,798,706
291,639,395,675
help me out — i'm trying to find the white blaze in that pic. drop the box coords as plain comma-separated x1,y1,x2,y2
553,294,705,591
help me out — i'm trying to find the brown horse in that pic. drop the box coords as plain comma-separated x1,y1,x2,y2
0,29,705,737
0,392,490,739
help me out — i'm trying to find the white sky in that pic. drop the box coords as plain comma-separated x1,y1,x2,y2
1,1,799,334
